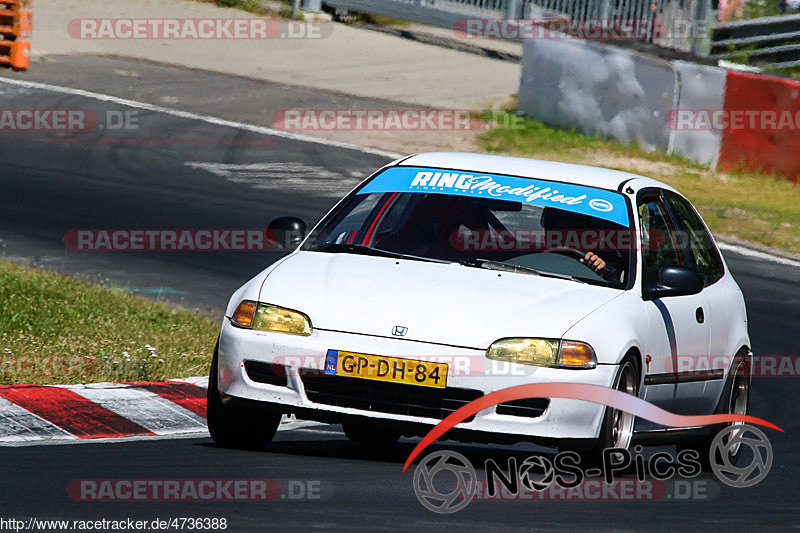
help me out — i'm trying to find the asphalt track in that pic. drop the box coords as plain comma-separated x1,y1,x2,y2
1,56,799,531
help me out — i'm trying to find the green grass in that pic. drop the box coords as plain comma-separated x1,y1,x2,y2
209,0,270,14
480,112,800,254
742,0,783,19
337,11,410,26
0,261,220,385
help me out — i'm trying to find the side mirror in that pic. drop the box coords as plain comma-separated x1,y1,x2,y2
644,265,704,300
267,217,307,249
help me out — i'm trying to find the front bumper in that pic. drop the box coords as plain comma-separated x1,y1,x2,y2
218,320,619,441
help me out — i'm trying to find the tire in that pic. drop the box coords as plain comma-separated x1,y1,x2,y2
342,421,400,447
576,357,640,465
207,342,281,450
678,352,751,471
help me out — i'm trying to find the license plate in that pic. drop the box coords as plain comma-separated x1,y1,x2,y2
324,350,448,389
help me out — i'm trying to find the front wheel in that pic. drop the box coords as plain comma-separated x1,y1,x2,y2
576,357,640,464
207,343,281,450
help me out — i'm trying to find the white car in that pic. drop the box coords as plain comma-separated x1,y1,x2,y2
208,152,751,463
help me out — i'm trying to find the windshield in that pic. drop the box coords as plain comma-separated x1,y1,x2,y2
303,167,634,288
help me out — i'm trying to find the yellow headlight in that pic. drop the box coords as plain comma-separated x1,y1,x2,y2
486,338,559,367
486,338,596,369
252,303,312,337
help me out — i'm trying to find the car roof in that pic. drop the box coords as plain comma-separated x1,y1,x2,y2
397,152,674,193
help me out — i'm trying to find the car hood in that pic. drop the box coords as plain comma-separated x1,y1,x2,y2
258,251,622,349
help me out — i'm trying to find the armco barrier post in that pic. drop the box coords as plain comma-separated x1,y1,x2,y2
303,0,322,12
504,0,520,19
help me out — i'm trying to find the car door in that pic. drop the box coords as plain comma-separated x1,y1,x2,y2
638,190,711,415
662,190,729,412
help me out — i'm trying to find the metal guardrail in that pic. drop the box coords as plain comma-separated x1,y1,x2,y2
323,0,713,55
531,0,712,54
710,13,800,70
321,0,529,28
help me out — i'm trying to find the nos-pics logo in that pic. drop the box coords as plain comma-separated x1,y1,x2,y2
412,424,773,513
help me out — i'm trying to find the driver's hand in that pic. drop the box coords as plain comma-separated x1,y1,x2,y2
581,252,606,272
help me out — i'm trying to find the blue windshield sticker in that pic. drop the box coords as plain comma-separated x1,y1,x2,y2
358,166,630,226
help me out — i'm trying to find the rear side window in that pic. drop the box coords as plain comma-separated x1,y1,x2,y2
637,195,683,288
663,191,724,286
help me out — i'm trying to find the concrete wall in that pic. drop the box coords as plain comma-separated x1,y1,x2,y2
518,37,678,152
518,37,800,180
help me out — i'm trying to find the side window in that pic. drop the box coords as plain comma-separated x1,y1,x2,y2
637,195,683,287
663,191,724,286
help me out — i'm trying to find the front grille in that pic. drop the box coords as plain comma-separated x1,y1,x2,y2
300,373,483,421
495,398,549,418
244,361,288,387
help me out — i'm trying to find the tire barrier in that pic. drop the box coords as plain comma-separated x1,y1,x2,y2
0,0,32,70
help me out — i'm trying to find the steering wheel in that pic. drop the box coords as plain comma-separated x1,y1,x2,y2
543,247,586,261
543,247,602,272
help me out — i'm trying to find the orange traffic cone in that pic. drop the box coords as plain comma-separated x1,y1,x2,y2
9,39,29,69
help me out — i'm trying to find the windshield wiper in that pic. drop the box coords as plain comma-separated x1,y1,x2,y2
458,258,586,284
309,243,449,264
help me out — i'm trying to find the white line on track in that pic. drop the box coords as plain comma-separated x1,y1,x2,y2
185,161,363,197
718,242,800,269
0,77,403,159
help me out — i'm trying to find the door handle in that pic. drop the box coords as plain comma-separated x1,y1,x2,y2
696,307,705,324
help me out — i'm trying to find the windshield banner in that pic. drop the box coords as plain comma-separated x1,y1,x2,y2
358,166,630,226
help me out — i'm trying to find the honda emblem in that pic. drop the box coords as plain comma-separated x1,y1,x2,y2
392,326,408,337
